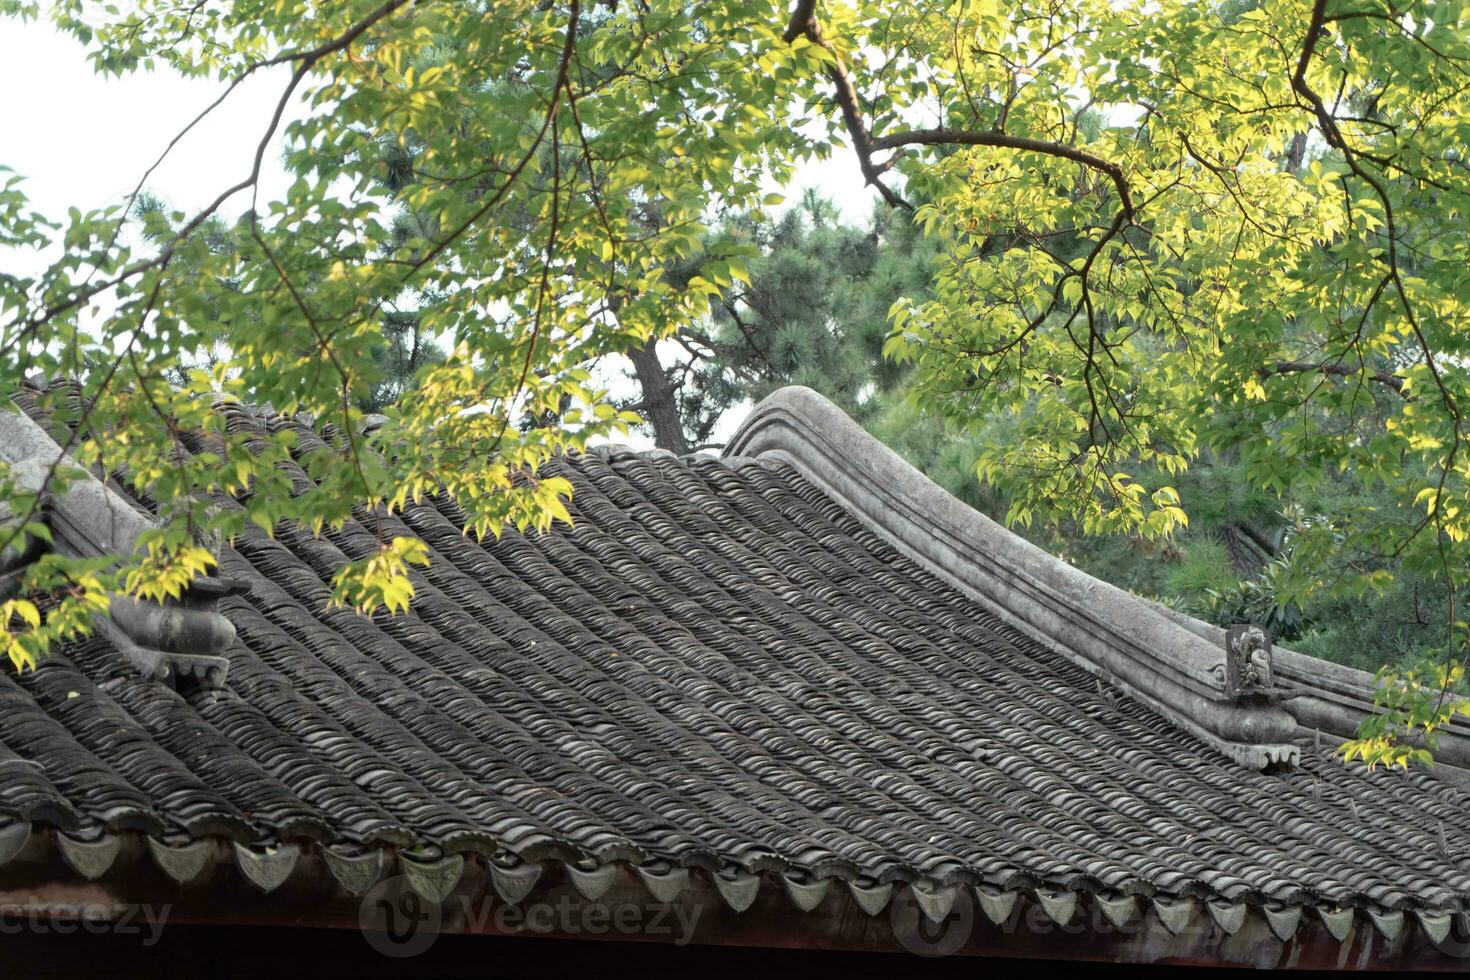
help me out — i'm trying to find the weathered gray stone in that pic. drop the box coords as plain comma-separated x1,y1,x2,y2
233,841,299,893
565,861,616,901
110,596,235,655
1317,906,1355,942
146,836,213,884
635,864,688,904
1416,909,1453,945
911,880,957,923
323,845,391,897
58,831,120,879
847,879,893,916
975,885,1018,925
1153,896,1195,934
0,409,154,561
490,860,542,904
782,873,830,912
0,821,30,865
1207,899,1247,935
1149,595,1470,777
401,852,465,903
1037,888,1078,925
0,401,235,689
1368,908,1404,941
1097,893,1138,929
712,869,760,913
1265,904,1302,941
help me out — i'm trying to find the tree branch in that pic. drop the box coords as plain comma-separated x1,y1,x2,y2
782,2,909,209
1259,360,1408,398
5,0,417,350
782,2,1135,220
780,2,1140,444
872,129,1135,219
781,0,817,43
1292,0,1465,708
1234,521,1279,559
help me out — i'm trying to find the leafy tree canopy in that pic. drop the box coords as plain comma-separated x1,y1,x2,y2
3,0,1470,764
621,190,937,452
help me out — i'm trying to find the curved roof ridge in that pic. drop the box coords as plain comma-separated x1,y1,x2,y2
724,385,1461,772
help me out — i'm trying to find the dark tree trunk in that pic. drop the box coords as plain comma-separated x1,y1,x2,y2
629,338,690,454
1222,525,1254,573
1234,521,1279,558
1284,131,1308,173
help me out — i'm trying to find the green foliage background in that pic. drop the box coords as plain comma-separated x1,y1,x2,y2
668,196,1456,679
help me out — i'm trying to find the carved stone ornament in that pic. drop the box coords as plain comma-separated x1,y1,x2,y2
1224,624,1273,694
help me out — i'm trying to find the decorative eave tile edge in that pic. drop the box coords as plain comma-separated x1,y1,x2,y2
2,820,1464,949
724,386,1299,770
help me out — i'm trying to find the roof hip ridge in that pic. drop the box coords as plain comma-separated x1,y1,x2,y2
726,386,1304,770
0,398,236,688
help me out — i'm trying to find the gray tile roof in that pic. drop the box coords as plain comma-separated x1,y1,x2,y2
2,392,1469,945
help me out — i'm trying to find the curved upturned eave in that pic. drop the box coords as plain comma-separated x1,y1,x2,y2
725,386,1306,770
1152,599,1470,779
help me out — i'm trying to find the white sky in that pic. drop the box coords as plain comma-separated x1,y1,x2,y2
0,20,875,227
0,17,876,449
